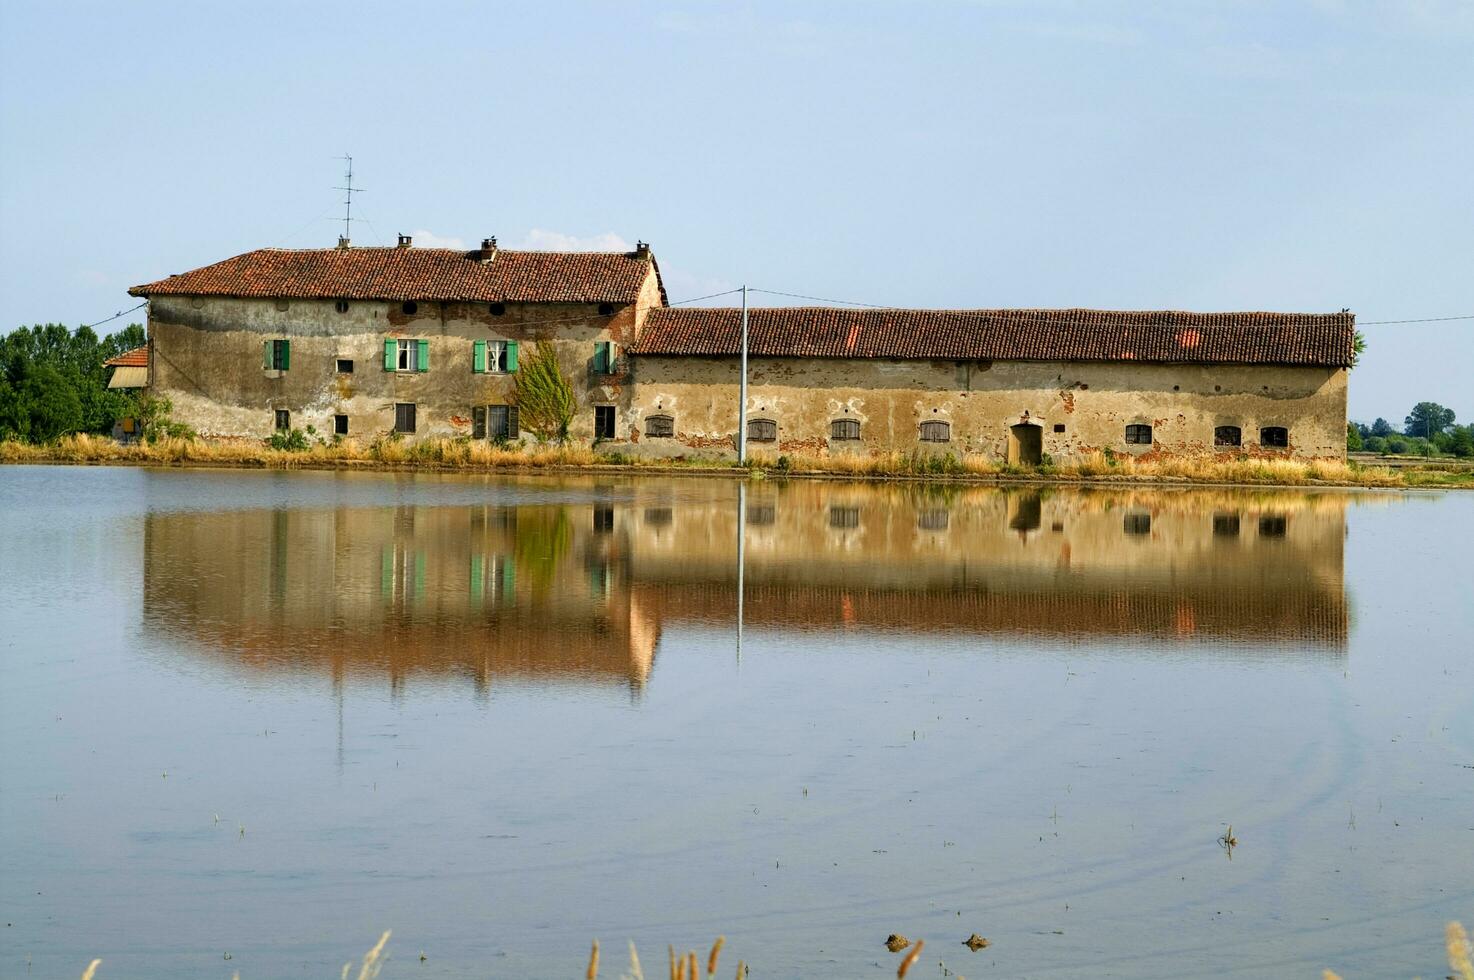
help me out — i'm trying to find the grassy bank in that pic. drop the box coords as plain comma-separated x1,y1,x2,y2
4,433,1472,488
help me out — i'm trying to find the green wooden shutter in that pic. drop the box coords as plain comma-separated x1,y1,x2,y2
473,340,486,373
384,338,396,371
417,339,429,372
280,339,290,371
507,405,519,439
381,547,393,596
594,341,608,373
263,340,273,370
413,552,425,598
470,554,484,600
505,341,518,372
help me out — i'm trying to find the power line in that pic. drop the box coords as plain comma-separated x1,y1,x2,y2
749,287,1472,329
81,301,148,330
669,287,745,306
1360,314,1474,325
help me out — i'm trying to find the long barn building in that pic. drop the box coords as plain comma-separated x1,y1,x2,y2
127,238,1354,462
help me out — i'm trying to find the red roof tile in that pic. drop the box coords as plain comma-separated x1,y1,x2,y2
105,346,149,367
129,247,658,304
633,307,1356,367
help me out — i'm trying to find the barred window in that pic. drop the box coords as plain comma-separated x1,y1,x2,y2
1125,424,1153,445
831,418,861,441
1214,425,1242,447
1260,426,1289,448
748,418,777,442
645,414,674,438
919,420,951,443
1123,513,1152,535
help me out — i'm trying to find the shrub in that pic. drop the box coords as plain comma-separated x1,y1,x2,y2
513,342,575,444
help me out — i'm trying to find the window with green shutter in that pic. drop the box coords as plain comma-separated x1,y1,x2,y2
505,340,519,372
473,340,487,373
384,338,396,371
263,339,290,371
594,341,610,374
417,338,429,372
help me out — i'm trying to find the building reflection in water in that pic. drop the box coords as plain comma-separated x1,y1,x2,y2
143,482,1353,695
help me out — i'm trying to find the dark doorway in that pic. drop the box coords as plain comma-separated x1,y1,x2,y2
1009,423,1043,465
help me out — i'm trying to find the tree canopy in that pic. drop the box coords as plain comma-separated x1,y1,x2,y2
0,323,145,442
1404,402,1455,439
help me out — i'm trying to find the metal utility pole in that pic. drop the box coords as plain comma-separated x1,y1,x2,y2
738,285,749,463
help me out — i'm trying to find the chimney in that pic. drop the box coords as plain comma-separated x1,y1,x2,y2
635,240,650,259
336,236,351,250
396,233,413,248
478,237,497,263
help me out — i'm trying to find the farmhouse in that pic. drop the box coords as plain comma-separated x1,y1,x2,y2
128,238,1354,461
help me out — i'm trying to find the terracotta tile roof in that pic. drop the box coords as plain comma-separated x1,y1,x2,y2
634,307,1357,367
105,346,149,367
128,246,658,304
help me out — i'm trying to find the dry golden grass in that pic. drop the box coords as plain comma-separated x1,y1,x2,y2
8,434,1469,488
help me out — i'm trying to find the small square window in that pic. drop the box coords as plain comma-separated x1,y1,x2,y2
645,414,674,438
831,418,861,441
274,409,290,431
1260,426,1289,448
1123,513,1152,535
1053,423,1066,433
334,414,348,436
337,359,354,374
829,506,860,529
1215,425,1242,447
1125,424,1153,445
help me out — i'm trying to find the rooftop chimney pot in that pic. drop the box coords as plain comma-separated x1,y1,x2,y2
397,234,412,248
635,240,650,258
336,236,351,250
478,237,497,263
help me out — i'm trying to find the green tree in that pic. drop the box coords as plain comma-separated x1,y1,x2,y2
1346,421,1363,451
1370,417,1394,437
1449,424,1474,458
1404,402,1455,438
0,322,144,442
512,342,576,444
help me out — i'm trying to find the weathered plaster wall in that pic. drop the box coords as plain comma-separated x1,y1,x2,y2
616,355,1348,461
146,272,657,440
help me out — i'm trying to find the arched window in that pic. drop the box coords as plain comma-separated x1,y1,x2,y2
1125,423,1153,445
831,418,861,441
645,414,674,438
1260,426,1289,448
748,418,777,442
1214,425,1242,447
919,420,950,443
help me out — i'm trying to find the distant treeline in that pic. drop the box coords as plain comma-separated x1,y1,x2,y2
1,323,146,442
1348,402,1472,457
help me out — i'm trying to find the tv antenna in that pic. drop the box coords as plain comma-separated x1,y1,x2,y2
334,155,366,241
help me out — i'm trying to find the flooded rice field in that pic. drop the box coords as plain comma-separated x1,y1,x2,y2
1,465,1470,978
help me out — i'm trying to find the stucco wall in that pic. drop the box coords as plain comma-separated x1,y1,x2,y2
146,281,657,440
616,355,1347,461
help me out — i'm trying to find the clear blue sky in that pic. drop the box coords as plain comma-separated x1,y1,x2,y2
1,0,1469,424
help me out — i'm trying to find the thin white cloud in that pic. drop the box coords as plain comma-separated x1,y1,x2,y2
516,229,632,252
407,229,467,250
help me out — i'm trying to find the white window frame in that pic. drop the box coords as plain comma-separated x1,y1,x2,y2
396,338,419,372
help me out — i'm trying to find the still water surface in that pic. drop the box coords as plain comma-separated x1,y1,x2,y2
1,466,1470,978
